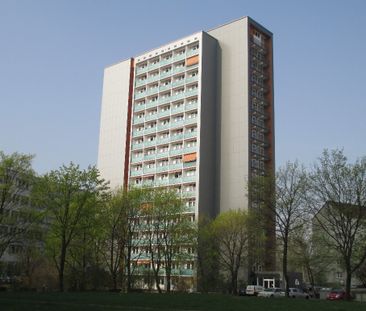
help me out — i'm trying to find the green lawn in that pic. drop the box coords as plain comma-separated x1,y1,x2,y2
0,292,364,311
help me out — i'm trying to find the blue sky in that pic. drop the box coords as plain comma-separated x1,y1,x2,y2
1,0,365,173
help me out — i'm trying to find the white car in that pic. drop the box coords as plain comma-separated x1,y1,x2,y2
246,285,264,296
287,288,310,299
258,288,285,298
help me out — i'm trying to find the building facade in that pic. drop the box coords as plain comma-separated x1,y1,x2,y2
97,17,275,288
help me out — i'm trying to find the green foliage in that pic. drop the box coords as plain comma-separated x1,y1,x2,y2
32,163,109,291
0,151,38,258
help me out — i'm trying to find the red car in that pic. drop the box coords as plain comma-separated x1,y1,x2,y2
326,289,346,300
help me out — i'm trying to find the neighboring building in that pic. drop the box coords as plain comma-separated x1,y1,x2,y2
312,202,365,288
97,16,275,289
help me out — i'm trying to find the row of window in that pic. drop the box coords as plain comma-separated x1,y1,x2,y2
135,83,198,99
134,98,197,120
251,159,265,170
133,112,198,132
136,70,198,86
132,127,197,145
136,43,199,70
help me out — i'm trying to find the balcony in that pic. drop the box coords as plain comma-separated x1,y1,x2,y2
159,96,171,105
136,66,148,74
169,177,182,185
133,117,144,125
145,101,158,110
145,114,157,122
183,161,196,168
170,148,184,156
186,49,199,57
135,79,147,87
156,179,169,186
157,110,170,118
184,131,197,139
143,167,156,175
144,127,156,135
160,58,172,66
185,89,198,98
170,133,184,142
156,138,170,145
171,80,185,88
155,152,169,159
172,53,186,62
130,170,142,177
148,63,160,71
171,93,185,102
144,140,156,148
185,76,198,84
157,124,170,132
170,120,184,129
160,71,172,79
135,91,146,100
144,154,156,161
183,190,196,198
185,102,198,111
159,84,171,92
131,155,143,163
134,104,145,112
131,142,144,150
171,106,184,114
184,118,197,126
183,175,196,183
172,67,185,75
156,165,169,173
132,130,143,138
146,88,159,96
169,163,183,170
184,147,196,154
146,75,160,84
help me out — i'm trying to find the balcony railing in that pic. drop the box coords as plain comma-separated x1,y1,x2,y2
130,170,142,177
184,118,197,125
155,152,169,159
170,148,184,156
131,156,143,163
144,127,156,135
185,89,198,98
184,131,197,139
156,165,169,172
144,154,156,161
170,120,184,128
134,104,145,112
183,176,196,183
131,142,143,150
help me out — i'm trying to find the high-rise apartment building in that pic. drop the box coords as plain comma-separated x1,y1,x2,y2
98,16,275,287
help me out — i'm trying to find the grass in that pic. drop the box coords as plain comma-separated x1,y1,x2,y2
0,292,365,311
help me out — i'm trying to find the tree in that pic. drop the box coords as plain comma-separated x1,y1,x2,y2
309,149,366,300
209,210,257,295
33,163,108,291
0,151,37,259
275,162,308,296
250,162,308,297
143,188,194,293
288,225,331,290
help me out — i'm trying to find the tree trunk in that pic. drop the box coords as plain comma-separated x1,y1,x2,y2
345,267,352,301
231,270,238,295
59,243,67,292
283,236,289,297
127,245,132,292
166,267,171,292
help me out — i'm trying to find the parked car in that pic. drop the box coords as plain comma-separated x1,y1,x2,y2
287,288,310,299
238,288,246,296
326,289,346,300
246,285,264,296
258,288,285,298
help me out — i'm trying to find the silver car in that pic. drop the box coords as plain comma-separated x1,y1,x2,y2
288,288,310,299
258,288,285,298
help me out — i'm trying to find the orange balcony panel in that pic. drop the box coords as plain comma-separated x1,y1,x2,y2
186,55,199,66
